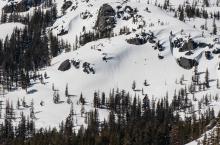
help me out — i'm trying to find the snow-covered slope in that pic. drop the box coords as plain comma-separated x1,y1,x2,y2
0,22,24,39
0,0,220,144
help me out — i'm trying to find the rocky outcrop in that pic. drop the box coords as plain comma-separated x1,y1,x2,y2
213,49,220,54
177,57,198,69
71,59,80,69
205,51,213,60
127,32,156,45
94,4,116,37
82,62,95,74
58,59,71,71
172,38,210,53
80,11,93,19
127,37,147,45
179,39,197,52
61,1,73,12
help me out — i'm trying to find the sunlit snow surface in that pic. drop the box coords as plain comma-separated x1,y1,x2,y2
0,0,220,144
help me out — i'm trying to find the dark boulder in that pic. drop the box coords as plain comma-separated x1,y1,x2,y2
172,38,183,48
198,42,209,48
205,51,213,60
82,62,95,74
71,59,80,69
177,57,198,69
185,51,194,56
213,49,220,54
127,37,147,45
95,4,116,37
58,59,71,71
149,38,156,43
124,6,133,13
158,54,164,59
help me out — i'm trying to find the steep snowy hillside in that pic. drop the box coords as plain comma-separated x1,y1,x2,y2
0,22,24,39
0,0,220,144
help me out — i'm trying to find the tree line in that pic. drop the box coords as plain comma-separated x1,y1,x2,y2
0,6,71,92
0,87,217,145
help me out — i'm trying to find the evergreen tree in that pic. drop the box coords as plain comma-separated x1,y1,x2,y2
203,0,210,7
65,84,69,97
205,69,210,88
179,7,185,21
79,93,85,105
213,18,217,35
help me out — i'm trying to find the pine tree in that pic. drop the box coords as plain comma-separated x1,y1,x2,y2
50,32,60,57
132,81,136,90
213,18,217,35
170,125,181,145
217,0,220,6
101,92,106,106
51,4,58,21
30,99,35,119
179,7,185,21
79,93,85,105
0,11,7,23
217,79,220,89
93,92,100,108
44,72,48,79
205,69,210,88
52,83,55,91
53,91,60,104
203,0,210,7
65,84,69,97
17,99,20,109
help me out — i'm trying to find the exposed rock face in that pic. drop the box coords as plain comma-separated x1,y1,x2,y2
80,4,116,46
58,59,71,71
95,4,116,36
62,1,73,12
177,57,198,69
